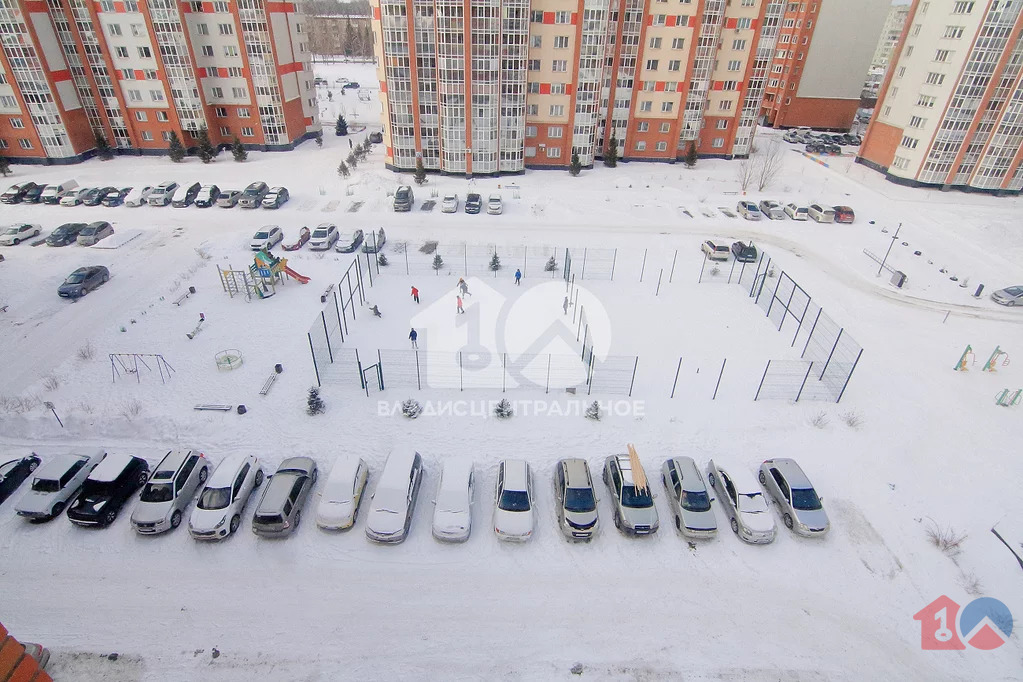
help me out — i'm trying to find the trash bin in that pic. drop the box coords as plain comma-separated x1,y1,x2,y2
890,270,907,288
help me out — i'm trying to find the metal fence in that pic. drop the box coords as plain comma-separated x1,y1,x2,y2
563,247,619,281
308,256,371,386
385,241,567,279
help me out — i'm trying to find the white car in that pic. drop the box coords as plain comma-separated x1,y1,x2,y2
130,450,211,535
494,459,534,542
661,457,717,539
308,223,339,250
784,203,809,220
440,194,459,213
759,200,786,220
250,225,283,250
808,203,835,223
737,200,761,220
432,457,474,542
706,459,776,544
335,77,349,85
315,455,369,531
487,194,503,215
188,453,264,540
0,223,41,246
365,451,424,544
123,185,153,207
60,188,91,206
15,451,105,521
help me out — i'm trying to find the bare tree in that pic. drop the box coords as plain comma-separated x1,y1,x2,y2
756,140,785,191
736,157,756,192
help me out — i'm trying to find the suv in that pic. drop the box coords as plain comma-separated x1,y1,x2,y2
15,451,105,521
194,184,220,207
464,193,483,214
308,223,339,250
808,204,835,223
365,451,423,544
131,450,211,534
833,205,855,223
67,453,150,527
262,186,289,209
251,457,318,537
147,181,179,206
661,457,716,539
393,185,414,212
731,241,758,263
758,458,830,536
189,454,264,540
553,458,599,541
602,454,658,535
238,181,269,208
701,240,730,262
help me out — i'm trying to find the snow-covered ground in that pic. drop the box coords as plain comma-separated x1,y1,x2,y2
0,60,1021,680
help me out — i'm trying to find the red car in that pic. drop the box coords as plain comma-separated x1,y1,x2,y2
833,205,855,223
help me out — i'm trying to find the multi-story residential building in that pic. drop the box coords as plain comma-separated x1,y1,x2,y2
873,4,911,70
760,0,890,130
0,0,318,164
859,0,1023,194
372,0,792,174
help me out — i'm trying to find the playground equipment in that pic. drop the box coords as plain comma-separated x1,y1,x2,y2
110,353,175,384
954,345,975,371
194,404,234,411
283,227,310,251
983,346,1010,372
173,286,196,306
260,364,284,396
995,389,1021,407
186,312,205,340
254,249,310,285
218,250,310,300
215,349,244,370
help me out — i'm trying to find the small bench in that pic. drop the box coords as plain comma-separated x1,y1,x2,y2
194,404,233,411
173,286,196,306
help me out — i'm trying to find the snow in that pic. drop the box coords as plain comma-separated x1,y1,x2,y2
0,59,1021,679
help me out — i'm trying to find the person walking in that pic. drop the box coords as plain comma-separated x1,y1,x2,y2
349,139,353,149
458,278,471,296
563,296,569,315
409,328,418,348
411,285,420,303
456,295,465,314
514,269,522,286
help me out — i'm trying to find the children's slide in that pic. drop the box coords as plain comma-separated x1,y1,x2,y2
284,266,310,284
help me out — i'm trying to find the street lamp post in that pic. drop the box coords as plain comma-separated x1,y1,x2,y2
878,222,902,277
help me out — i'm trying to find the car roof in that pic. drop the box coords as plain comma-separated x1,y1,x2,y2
611,454,640,486
324,454,363,490
764,458,813,488
277,456,315,474
269,186,285,192
378,451,419,488
501,459,528,489
88,452,138,482
560,458,591,487
439,457,473,491
34,453,91,478
315,222,336,228
260,471,301,508
669,457,706,492
713,460,759,489
207,453,252,486
151,450,191,480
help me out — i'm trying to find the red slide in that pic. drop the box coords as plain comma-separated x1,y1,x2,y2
284,266,310,284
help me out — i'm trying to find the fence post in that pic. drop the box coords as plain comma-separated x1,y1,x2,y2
639,249,647,282
610,248,617,281
356,259,366,302
628,356,638,397
459,351,463,391
801,307,822,357
792,296,812,347
307,332,321,387
415,350,422,390
405,242,410,275
670,356,682,398
581,248,587,280
754,360,770,401
377,349,385,390
522,248,527,278
546,354,551,394
728,257,737,283
795,361,814,402
712,358,726,400
698,252,707,283
754,258,772,302
835,348,863,403
669,249,677,283
321,311,334,363
502,352,507,393
364,251,373,287
765,271,783,320
586,350,595,395
820,328,844,380
581,325,589,358
333,290,344,343
778,279,797,331
348,274,356,320
655,269,663,296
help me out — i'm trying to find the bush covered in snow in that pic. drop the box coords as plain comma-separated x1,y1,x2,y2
306,387,325,415
402,398,422,419
494,399,513,419
585,401,600,421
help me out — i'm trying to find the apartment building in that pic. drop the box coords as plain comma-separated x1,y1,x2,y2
873,4,911,69
859,0,1023,194
0,0,317,164
372,0,791,174
760,0,890,130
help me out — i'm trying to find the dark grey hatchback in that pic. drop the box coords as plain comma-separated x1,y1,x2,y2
58,266,109,298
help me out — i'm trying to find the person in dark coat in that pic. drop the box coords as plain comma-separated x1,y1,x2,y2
409,328,418,348
563,296,569,315
515,269,522,286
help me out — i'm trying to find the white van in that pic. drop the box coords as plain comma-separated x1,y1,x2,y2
40,180,78,205
807,204,835,223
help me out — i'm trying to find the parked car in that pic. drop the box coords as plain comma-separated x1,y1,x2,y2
76,221,114,246
464,193,483,214
494,459,534,542
60,188,92,207
41,180,78,204
441,194,459,213
602,454,658,535
661,457,716,539
0,182,38,204
147,181,179,206
46,222,87,247
171,182,201,207
342,81,360,90
22,183,47,203
67,453,150,527
250,225,284,250
759,458,830,536
393,185,414,212
238,181,269,208
431,457,474,542
315,455,369,531
848,133,863,145
805,143,823,155
251,457,318,537
15,451,105,521
84,186,117,206
262,186,289,209
334,77,349,85
361,228,386,253
553,458,599,542
131,451,211,535
365,451,423,544
123,185,153,207
194,184,221,208
487,194,503,215
991,285,1023,306
308,223,339,250
369,131,383,143
833,205,855,223
101,187,132,207
58,265,110,298
701,240,730,262
782,131,801,144
335,228,365,253
0,454,41,505
731,240,758,263
189,454,264,540
706,459,775,544
0,223,41,246
839,134,856,146
216,188,242,208
758,200,786,220
808,204,835,223
784,203,809,221
737,200,761,220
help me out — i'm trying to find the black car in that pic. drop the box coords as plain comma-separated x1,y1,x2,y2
101,186,132,207
0,454,42,505
369,131,383,143
731,241,758,263
0,182,39,204
67,454,149,527
826,144,841,155
80,187,109,206
58,265,110,298
342,81,360,90
46,222,88,247
22,183,47,203
465,193,483,214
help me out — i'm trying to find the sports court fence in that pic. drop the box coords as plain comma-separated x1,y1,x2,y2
307,256,373,386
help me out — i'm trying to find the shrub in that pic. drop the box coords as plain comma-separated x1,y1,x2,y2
306,386,325,415
809,411,829,428
585,401,600,421
402,398,422,419
925,519,967,557
494,398,513,418
77,341,96,361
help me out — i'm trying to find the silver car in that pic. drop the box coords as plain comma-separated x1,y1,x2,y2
758,458,830,536
76,221,114,246
189,454,264,540
706,459,775,544
131,450,211,534
991,285,1023,306
661,457,717,539
602,454,658,536
15,451,105,521
252,457,318,537
366,451,423,544
553,458,599,541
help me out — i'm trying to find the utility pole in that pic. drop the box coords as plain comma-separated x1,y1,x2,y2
878,222,901,277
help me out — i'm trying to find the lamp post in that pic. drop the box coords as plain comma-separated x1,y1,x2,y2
878,222,902,277
43,401,63,428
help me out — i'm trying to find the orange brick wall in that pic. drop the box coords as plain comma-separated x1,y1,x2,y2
0,623,52,682
771,97,859,130
859,119,903,170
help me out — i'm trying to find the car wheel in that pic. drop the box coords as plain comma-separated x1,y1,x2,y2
675,515,682,530
80,288,88,296
199,466,208,484
137,470,148,486
758,471,767,485
707,472,716,487
613,509,622,530
254,469,264,487
170,510,182,529
103,509,117,526
602,468,609,486
229,514,240,534
784,513,794,530
102,274,109,284
294,510,301,529
12,238,18,245
29,460,38,472
730,518,739,534
661,474,667,487
51,501,65,518
1010,301,1017,307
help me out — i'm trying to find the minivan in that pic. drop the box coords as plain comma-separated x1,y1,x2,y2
731,241,758,263
251,457,318,537
808,204,835,223
40,180,78,205
171,182,202,207
147,181,179,206
393,185,414,212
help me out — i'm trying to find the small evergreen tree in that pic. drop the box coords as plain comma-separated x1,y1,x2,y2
684,141,698,168
493,398,513,419
377,252,389,266
337,161,350,178
401,398,422,418
569,151,581,176
94,132,114,161
335,114,348,137
0,154,12,177
231,136,247,162
306,386,325,415
314,130,323,148
544,255,558,272
354,144,367,159
432,253,444,271
603,134,618,168
168,131,186,162
197,127,217,163
585,400,601,421
489,252,501,271
362,139,373,153
413,157,427,185
348,153,359,169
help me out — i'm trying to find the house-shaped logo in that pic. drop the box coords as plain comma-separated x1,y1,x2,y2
913,595,965,650
914,595,1013,651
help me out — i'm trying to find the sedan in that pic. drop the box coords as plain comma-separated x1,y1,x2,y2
216,189,242,208
737,200,761,220
991,285,1023,306
101,187,132,207
0,223,41,246
250,226,284,251
0,454,41,505
759,458,830,536
706,459,775,544
464,193,483,214
16,451,105,521
0,182,38,204
83,186,116,207
58,266,109,298
123,186,153,207
46,222,87,246
335,228,365,253
194,184,221,208
23,184,47,203
315,455,369,531
432,457,474,542
76,221,114,246
759,200,786,220
487,194,503,215
784,203,809,221
60,188,92,207
661,457,716,539
494,459,534,542
308,223,339,250
262,186,289,209
553,458,598,542
365,451,423,544
440,194,459,213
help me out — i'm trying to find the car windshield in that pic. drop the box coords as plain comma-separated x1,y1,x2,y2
621,484,653,508
444,195,455,201
64,273,86,284
139,482,174,503
396,189,409,199
244,187,262,196
312,229,328,238
254,232,268,240
738,492,768,513
32,477,60,493
1003,286,1023,296
564,487,596,513
436,491,465,513
198,486,231,510
714,246,729,253
791,487,822,511
498,489,530,512
681,489,712,512
79,226,96,235
81,480,114,497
